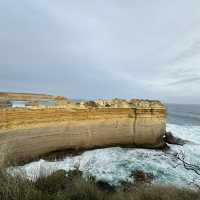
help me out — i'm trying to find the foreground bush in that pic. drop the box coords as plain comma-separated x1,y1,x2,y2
0,169,199,200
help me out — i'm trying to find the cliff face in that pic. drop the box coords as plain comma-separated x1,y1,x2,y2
0,97,166,167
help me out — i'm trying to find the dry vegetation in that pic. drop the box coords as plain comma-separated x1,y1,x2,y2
0,168,199,200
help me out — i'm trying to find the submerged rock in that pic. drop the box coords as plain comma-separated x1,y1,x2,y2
132,170,154,184
120,170,154,192
164,131,187,146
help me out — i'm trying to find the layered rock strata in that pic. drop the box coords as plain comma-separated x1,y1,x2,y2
0,96,166,167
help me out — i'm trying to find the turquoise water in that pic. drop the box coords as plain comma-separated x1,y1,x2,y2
12,104,200,188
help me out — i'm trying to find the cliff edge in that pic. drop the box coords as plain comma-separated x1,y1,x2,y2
0,92,166,167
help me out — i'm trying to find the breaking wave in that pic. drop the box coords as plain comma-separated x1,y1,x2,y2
11,123,200,188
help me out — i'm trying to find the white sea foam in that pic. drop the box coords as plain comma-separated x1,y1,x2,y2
11,123,200,187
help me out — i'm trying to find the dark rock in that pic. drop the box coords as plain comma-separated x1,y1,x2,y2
96,180,115,193
120,170,154,192
132,170,154,184
120,180,137,192
164,131,187,146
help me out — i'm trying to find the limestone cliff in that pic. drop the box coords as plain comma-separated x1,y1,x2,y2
0,94,166,167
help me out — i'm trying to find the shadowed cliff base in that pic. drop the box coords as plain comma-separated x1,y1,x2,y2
4,131,185,168
6,141,168,167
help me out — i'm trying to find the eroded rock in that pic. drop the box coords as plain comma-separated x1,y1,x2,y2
164,131,187,146
132,170,154,184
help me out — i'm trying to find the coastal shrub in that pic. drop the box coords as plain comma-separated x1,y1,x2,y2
34,170,67,194
0,168,200,200
0,169,48,200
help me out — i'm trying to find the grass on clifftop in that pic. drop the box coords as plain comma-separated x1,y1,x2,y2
0,168,200,200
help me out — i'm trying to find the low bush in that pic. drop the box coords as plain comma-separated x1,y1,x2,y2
0,168,199,200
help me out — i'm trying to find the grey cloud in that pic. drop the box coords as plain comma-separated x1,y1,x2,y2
0,0,200,104
167,77,200,86
166,41,200,70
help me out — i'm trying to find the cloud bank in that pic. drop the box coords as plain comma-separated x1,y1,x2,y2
0,0,200,104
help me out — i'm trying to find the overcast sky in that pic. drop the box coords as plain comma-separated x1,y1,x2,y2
0,0,200,104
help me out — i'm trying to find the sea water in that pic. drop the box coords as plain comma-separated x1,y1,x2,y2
12,104,200,187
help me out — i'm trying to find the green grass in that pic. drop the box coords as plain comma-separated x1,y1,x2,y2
0,168,199,200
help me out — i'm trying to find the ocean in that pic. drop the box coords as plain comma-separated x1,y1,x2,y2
12,104,200,188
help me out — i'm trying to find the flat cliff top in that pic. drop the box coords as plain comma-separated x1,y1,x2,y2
0,92,165,109
0,92,166,131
